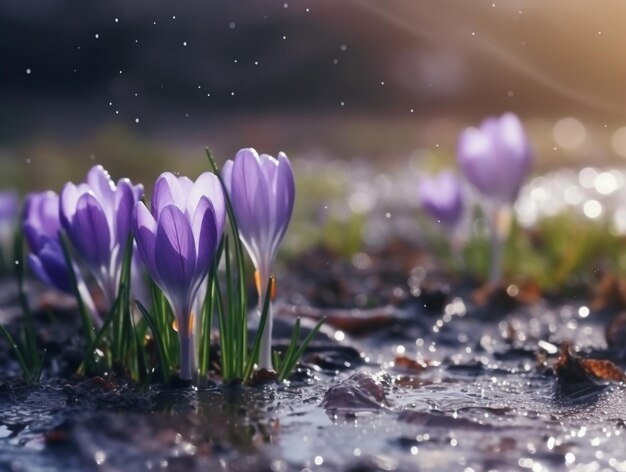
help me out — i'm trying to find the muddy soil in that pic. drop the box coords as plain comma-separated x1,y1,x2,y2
0,243,625,472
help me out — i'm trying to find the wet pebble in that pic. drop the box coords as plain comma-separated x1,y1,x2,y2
321,372,388,414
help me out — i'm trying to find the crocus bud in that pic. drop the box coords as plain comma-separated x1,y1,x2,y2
133,172,225,380
24,191,99,324
457,112,531,205
60,165,143,305
0,191,18,241
419,171,464,227
222,148,295,370
24,191,70,292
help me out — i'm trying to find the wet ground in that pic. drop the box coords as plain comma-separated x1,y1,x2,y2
2,163,626,472
1,242,625,472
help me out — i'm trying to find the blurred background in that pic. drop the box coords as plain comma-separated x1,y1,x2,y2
4,0,626,250
4,0,626,187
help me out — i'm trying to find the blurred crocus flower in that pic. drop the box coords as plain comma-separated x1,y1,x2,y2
133,172,225,380
24,191,99,324
0,191,18,237
418,171,464,227
222,148,295,370
60,165,143,305
457,113,532,284
457,112,531,205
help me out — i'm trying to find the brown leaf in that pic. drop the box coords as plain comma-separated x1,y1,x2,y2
555,342,626,384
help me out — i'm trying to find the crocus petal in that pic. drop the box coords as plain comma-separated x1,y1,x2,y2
187,172,225,239
87,165,116,209
151,173,193,216
493,113,531,201
458,113,531,204
115,178,137,247
29,241,72,293
457,127,494,198
154,205,197,312
28,254,56,289
133,202,160,285
231,148,270,256
71,192,111,269
0,191,18,222
419,172,464,226
271,152,295,253
60,183,80,230
221,160,233,195
191,197,218,282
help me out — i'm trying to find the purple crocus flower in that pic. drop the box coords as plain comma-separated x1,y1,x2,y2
457,112,531,204
458,113,532,284
418,171,464,227
222,148,295,370
24,191,99,324
0,191,18,231
133,172,225,380
60,165,143,305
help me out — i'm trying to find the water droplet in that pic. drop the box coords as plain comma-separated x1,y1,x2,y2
229,21,236,29
340,43,348,52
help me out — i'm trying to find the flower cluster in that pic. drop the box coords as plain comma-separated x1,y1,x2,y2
20,150,296,382
418,112,532,283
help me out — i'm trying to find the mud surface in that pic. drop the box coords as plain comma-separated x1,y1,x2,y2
1,247,626,472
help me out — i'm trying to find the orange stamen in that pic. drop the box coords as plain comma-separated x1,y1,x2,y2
254,270,276,300
172,313,195,335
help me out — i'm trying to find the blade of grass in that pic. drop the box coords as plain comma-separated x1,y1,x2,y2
214,273,230,379
277,318,301,379
58,231,95,344
0,324,33,382
77,293,122,376
136,300,171,383
13,225,38,366
278,316,326,382
243,277,274,382
206,149,249,376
